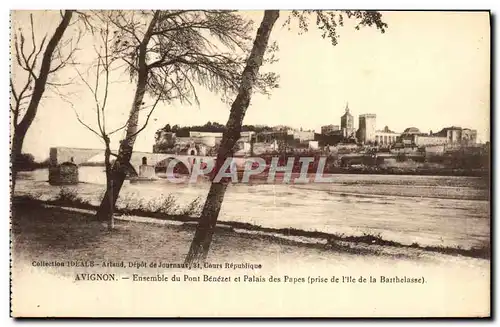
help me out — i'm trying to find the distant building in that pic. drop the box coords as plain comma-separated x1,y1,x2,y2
433,126,477,144
357,114,377,144
175,139,209,156
397,126,477,147
308,141,319,150
414,135,448,146
398,127,448,147
239,131,256,143
398,127,425,146
375,126,400,146
403,127,421,135
340,103,356,138
461,128,478,144
234,140,252,156
256,130,289,143
293,130,315,142
189,131,223,138
252,140,280,154
321,124,340,135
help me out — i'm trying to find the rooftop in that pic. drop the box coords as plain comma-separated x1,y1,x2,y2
403,127,421,134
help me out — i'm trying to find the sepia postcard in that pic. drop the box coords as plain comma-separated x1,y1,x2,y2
9,9,491,318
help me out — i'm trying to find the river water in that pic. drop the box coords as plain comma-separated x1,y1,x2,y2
15,167,490,250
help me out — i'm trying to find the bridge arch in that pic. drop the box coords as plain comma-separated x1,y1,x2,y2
155,157,191,175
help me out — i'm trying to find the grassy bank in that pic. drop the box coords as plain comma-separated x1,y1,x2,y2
11,202,490,318
12,192,490,260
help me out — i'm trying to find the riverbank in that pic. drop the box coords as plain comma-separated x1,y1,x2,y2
14,169,491,252
11,201,491,267
325,166,489,177
12,196,490,260
10,202,491,317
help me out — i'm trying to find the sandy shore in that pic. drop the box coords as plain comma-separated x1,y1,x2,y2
11,204,490,317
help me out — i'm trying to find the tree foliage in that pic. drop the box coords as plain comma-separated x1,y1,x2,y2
94,10,279,106
283,10,388,46
154,121,277,139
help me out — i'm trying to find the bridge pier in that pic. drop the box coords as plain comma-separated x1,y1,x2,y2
48,161,79,185
138,157,156,179
48,147,104,185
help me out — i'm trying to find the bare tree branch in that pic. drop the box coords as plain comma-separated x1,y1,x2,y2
73,66,103,132
108,121,129,136
66,97,103,140
123,95,161,142
70,14,124,147
11,10,82,135
123,77,172,142
101,22,111,133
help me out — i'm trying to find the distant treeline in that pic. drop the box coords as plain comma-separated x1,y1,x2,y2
14,153,49,171
156,121,276,138
15,153,106,170
80,162,106,166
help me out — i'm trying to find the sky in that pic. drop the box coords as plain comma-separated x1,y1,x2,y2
11,10,491,161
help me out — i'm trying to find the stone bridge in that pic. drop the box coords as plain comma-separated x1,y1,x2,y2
49,147,103,166
50,146,218,169
49,147,216,184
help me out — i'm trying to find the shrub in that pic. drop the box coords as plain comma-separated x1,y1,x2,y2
181,196,204,217
117,192,142,211
155,194,179,214
56,187,79,203
53,187,90,207
116,192,181,215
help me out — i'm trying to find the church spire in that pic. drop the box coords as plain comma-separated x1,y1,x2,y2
345,101,350,114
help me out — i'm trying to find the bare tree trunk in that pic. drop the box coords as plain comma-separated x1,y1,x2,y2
10,131,24,196
95,102,142,221
95,77,147,220
185,10,280,264
103,138,115,230
96,11,159,221
10,10,73,194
